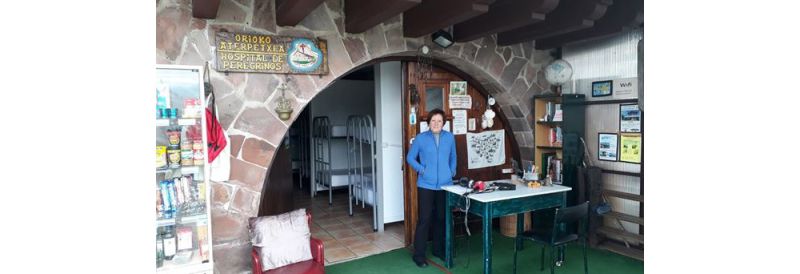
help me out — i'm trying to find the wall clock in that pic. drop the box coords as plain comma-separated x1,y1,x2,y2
544,59,573,94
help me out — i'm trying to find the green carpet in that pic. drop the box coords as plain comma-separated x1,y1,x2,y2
327,231,643,274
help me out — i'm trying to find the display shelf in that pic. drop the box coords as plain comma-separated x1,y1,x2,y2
156,118,202,127
157,214,208,227
157,250,210,274
532,94,585,209
156,65,213,274
157,166,204,174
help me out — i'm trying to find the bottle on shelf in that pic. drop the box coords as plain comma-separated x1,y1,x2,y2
163,226,177,260
156,228,165,267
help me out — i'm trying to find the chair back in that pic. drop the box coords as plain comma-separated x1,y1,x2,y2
550,201,589,241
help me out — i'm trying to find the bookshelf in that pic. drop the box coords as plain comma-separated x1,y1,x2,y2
532,94,585,206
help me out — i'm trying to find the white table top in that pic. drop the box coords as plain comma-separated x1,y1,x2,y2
441,179,572,203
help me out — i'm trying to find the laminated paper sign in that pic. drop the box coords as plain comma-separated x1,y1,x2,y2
452,110,467,135
619,133,641,163
215,32,328,74
466,130,505,169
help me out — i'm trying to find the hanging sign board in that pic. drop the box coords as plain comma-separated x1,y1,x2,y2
215,32,328,74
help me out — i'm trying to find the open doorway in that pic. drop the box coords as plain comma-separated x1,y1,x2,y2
278,62,407,264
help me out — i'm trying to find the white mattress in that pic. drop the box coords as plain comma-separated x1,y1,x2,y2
331,126,347,137
317,169,373,187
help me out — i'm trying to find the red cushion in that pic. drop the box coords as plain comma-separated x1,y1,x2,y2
265,260,324,274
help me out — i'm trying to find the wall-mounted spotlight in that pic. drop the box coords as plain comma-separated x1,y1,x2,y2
431,29,454,48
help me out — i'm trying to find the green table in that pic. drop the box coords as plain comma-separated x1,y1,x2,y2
443,181,571,274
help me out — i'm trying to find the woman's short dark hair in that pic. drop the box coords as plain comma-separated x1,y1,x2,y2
427,108,446,123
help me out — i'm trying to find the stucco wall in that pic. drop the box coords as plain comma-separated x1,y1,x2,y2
156,0,554,272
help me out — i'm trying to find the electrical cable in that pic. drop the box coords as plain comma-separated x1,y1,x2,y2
459,194,471,269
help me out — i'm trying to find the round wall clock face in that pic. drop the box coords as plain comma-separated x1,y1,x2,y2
544,59,574,86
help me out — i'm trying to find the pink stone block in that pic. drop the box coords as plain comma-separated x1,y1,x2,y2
241,137,276,168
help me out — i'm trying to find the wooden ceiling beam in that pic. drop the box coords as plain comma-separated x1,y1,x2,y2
345,0,422,34
402,0,493,38
275,0,326,26
497,0,613,46
192,0,221,19
453,0,560,43
534,0,643,49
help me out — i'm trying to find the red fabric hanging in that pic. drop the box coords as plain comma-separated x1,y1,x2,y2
206,108,227,163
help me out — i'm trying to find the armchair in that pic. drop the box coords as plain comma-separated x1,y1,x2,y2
251,211,325,274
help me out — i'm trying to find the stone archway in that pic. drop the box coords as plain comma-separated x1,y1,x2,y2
157,1,554,272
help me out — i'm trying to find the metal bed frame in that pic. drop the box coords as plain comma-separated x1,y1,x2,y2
346,115,378,231
312,116,337,204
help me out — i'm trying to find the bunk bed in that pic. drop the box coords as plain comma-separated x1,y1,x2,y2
312,115,379,231
346,115,378,231
312,116,337,204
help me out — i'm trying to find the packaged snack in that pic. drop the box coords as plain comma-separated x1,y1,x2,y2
177,226,193,250
193,149,204,166
197,224,209,262
182,98,202,118
156,146,167,168
181,149,194,166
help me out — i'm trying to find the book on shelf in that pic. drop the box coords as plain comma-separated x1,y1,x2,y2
553,104,562,121
541,152,556,179
551,158,562,182
547,127,563,146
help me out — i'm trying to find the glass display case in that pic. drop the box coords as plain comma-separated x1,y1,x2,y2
155,65,214,273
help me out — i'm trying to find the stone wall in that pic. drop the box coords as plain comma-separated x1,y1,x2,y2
156,0,553,272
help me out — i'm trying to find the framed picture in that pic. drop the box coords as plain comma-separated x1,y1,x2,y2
619,103,641,132
597,133,618,161
619,133,642,164
449,81,467,96
591,80,613,97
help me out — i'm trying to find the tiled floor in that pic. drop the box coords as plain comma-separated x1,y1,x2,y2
294,184,407,265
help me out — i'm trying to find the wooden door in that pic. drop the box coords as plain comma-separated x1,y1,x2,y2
402,62,514,245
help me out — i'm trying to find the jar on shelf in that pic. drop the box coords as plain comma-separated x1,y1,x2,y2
166,128,181,147
167,148,181,168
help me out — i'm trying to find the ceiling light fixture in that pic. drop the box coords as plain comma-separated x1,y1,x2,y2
431,29,453,48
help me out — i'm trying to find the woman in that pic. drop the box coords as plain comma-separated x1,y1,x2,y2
406,108,457,268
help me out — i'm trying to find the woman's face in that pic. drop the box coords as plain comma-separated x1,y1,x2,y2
429,113,444,133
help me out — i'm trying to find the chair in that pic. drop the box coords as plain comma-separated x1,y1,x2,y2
251,211,325,274
513,201,589,274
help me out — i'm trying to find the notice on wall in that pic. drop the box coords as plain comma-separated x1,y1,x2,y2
452,110,467,135
598,133,619,161
613,77,638,98
466,130,506,169
619,133,642,164
215,32,329,74
449,95,472,109
619,104,641,133
468,118,476,131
